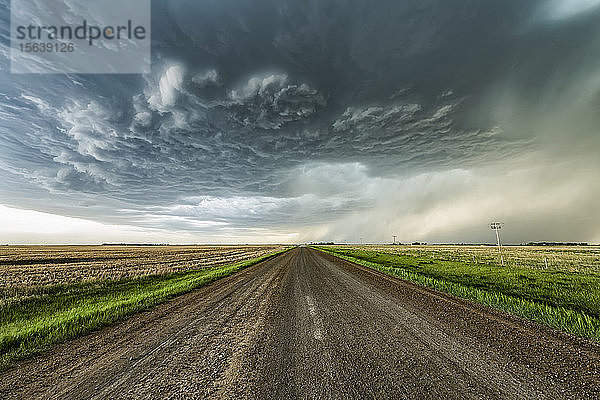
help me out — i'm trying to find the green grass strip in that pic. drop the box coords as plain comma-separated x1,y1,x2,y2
314,246,600,341
0,248,291,370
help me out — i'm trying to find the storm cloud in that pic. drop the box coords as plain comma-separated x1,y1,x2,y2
0,0,599,244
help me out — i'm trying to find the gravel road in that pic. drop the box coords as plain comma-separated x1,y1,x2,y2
1,246,599,399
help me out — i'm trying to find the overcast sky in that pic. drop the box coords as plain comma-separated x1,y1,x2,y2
1,0,599,244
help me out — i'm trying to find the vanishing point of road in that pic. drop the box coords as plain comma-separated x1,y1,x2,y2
1,247,599,399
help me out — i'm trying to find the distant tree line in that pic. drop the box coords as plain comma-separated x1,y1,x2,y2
101,243,171,246
524,242,589,246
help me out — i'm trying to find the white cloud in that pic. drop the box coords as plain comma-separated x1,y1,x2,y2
0,204,297,244
192,69,220,87
147,64,186,112
58,101,118,161
20,94,51,113
166,191,355,226
538,0,600,21
132,94,152,128
332,104,421,133
229,73,288,100
0,204,146,244
226,73,325,129
171,196,283,218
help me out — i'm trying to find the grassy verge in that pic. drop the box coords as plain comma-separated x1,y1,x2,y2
314,246,600,341
0,247,291,370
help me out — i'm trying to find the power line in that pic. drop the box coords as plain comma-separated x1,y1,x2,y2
490,222,504,266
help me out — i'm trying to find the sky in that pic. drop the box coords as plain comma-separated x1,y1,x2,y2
0,0,599,244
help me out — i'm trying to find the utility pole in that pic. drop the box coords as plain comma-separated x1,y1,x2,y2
490,222,504,266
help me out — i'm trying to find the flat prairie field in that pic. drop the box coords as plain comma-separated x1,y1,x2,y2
316,244,600,340
341,244,600,274
0,245,287,288
0,245,289,367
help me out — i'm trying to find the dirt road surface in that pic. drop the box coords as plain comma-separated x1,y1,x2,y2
1,246,599,399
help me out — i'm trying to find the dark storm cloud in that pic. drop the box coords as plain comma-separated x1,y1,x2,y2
0,63,521,204
0,0,599,242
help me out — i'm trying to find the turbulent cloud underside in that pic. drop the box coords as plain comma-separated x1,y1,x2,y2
0,0,599,243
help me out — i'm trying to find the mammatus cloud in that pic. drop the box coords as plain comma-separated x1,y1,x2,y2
2,64,516,201
228,73,326,129
0,0,599,243
328,101,524,171
148,64,185,112
192,69,221,87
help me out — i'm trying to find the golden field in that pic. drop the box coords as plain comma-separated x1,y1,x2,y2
0,245,287,288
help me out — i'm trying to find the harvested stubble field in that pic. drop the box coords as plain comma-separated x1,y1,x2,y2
0,245,286,288
0,245,289,368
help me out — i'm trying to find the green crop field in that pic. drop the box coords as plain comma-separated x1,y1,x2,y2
359,244,600,273
314,245,600,341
